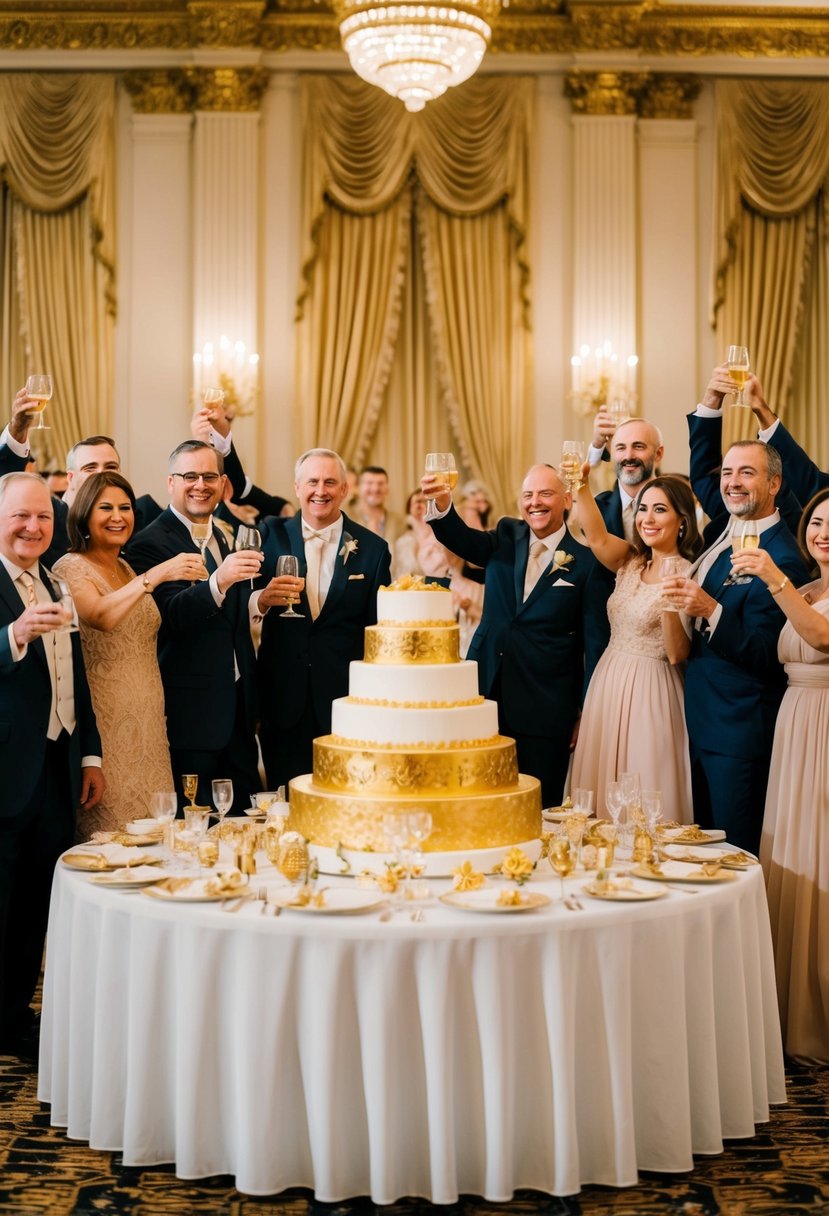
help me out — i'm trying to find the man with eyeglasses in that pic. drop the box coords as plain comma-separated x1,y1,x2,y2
126,440,263,812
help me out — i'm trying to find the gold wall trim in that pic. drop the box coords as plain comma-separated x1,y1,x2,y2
0,3,828,59
639,73,701,120
565,69,647,115
123,69,192,114
187,65,269,110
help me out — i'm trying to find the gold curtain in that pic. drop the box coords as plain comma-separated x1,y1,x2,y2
712,81,829,457
296,75,533,517
0,74,116,465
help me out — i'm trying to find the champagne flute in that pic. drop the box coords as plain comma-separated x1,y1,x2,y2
236,524,262,589
203,387,225,409
149,790,178,860
276,553,304,617
424,453,458,497
642,789,663,849
49,575,79,633
605,781,625,835
608,398,630,427
407,810,433,885
25,374,52,431
549,838,574,902
211,778,233,824
726,346,750,407
560,440,585,492
182,773,199,806
659,555,684,612
724,519,759,587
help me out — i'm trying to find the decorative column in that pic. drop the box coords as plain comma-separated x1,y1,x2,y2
638,75,701,470
189,66,269,476
565,70,644,438
120,71,194,503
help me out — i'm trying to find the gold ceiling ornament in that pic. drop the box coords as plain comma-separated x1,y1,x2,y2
0,11,189,51
187,0,265,47
565,69,647,116
123,70,194,114
331,0,504,112
639,73,701,120
186,65,270,110
638,7,829,59
567,0,648,51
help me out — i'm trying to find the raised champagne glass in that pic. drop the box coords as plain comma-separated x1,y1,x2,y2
726,345,750,407
424,453,458,497
203,387,225,409
25,374,52,431
236,524,262,589
560,440,585,492
724,518,759,587
276,553,304,617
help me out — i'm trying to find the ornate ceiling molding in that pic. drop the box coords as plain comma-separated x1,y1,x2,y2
187,64,270,108
0,2,828,59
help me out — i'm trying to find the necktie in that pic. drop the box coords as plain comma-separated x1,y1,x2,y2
622,501,636,543
523,539,549,601
18,569,75,736
17,570,36,606
305,534,326,620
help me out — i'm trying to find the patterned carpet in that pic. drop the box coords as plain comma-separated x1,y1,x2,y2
1,1047,827,1216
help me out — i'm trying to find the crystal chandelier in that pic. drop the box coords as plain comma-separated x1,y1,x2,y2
335,0,504,113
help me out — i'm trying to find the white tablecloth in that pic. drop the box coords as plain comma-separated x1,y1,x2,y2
38,859,785,1202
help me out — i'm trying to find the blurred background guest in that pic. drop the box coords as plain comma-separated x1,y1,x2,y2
732,488,829,1064
55,472,199,834
458,479,494,529
392,489,453,581
571,471,702,821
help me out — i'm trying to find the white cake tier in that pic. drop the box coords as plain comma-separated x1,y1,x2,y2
348,659,480,705
377,587,455,624
331,697,499,745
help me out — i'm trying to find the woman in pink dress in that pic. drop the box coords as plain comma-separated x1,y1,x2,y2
571,472,702,821
732,488,829,1063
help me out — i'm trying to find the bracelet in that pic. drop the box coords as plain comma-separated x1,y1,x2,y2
770,576,789,596
142,574,153,593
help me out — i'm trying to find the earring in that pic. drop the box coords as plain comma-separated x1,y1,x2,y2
678,523,686,539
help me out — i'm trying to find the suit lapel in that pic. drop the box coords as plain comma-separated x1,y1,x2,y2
0,562,51,672
317,519,350,620
285,515,306,569
514,527,531,606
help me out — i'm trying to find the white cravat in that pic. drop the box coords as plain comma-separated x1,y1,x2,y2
302,521,341,620
18,569,76,738
523,539,550,601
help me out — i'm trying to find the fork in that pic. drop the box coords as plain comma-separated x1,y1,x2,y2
564,896,583,911
258,886,268,914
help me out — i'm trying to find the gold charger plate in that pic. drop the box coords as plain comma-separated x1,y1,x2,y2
630,863,737,885
111,831,162,848
62,852,161,873
581,882,666,902
660,826,726,845
277,889,387,915
440,889,551,913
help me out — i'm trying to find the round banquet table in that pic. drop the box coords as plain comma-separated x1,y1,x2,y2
38,854,785,1202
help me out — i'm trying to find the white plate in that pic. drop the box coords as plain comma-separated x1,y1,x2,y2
581,882,666,902
661,844,757,868
90,866,166,889
125,819,159,836
630,861,737,884
276,888,387,915
144,878,250,903
542,808,597,824
660,826,727,845
440,889,551,913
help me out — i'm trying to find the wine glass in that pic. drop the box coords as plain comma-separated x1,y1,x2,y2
549,838,574,902
25,374,52,431
608,398,630,428
211,778,233,824
407,811,432,883
724,519,759,587
560,440,585,492
236,524,262,589
276,553,304,618
203,387,225,409
383,812,411,905
618,771,641,853
49,575,79,633
642,789,663,847
149,791,178,859
182,773,199,806
424,453,458,497
659,556,685,613
605,781,625,835
726,345,750,407
191,521,210,562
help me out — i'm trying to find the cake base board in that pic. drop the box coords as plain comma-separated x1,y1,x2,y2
309,838,543,880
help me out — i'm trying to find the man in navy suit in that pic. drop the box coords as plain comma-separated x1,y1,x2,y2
127,441,263,813
0,472,103,1058
737,370,829,506
424,464,607,807
666,419,809,854
254,448,391,789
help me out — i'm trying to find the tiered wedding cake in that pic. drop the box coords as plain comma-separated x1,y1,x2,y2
288,577,542,875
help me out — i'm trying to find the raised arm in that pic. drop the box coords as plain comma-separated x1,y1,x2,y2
572,461,633,573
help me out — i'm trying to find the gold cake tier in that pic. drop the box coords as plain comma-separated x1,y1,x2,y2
288,773,542,852
364,623,459,664
313,734,520,795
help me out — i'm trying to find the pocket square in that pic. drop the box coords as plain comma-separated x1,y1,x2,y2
552,578,575,588
348,573,365,580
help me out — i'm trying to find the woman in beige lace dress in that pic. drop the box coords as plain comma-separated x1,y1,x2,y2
732,488,829,1064
54,472,204,835
571,472,702,821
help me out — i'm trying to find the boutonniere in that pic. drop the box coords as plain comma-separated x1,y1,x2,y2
339,533,358,565
550,550,574,574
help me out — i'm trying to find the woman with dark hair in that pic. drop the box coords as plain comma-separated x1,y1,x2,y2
570,472,703,821
54,472,202,834
730,487,829,1064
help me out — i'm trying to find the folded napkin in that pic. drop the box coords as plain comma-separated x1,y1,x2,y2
108,865,165,882
67,842,153,867
204,867,248,896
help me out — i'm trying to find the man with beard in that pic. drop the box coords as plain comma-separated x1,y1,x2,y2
583,416,665,541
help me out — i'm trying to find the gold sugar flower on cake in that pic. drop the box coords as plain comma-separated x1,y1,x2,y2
452,860,486,891
550,550,574,574
498,846,535,885
382,573,449,592
339,533,358,564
